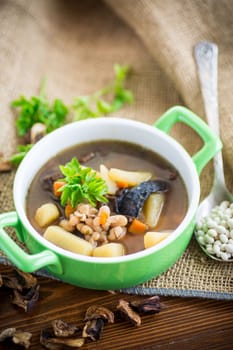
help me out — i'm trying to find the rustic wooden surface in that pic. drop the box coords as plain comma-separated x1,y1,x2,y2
0,265,233,350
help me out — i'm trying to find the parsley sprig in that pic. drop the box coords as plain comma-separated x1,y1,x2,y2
7,64,133,167
12,79,69,137
10,144,33,166
59,157,108,208
72,64,133,120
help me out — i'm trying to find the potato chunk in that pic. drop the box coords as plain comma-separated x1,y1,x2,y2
108,168,152,187
144,231,171,249
93,243,125,257
143,193,164,228
35,203,60,228
99,164,118,195
44,226,93,256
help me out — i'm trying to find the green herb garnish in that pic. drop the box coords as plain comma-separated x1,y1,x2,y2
10,144,34,166
12,79,69,136
59,157,108,208
72,64,133,121
7,64,133,168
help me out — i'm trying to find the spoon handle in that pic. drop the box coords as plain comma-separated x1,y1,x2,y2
194,41,225,185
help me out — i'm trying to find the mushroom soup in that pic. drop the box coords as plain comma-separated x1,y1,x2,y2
26,140,188,256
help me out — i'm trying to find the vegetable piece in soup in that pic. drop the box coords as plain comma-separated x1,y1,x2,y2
26,140,188,256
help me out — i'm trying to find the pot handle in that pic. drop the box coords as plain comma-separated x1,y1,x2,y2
0,211,63,274
154,105,222,175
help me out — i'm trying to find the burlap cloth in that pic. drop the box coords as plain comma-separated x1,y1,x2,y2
0,0,232,299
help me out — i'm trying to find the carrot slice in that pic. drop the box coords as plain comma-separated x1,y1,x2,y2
65,203,75,218
99,211,109,225
128,218,147,234
53,181,66,197
116,180,129,188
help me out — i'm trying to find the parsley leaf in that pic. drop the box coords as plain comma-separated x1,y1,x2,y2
72,64,133,121
58,157,108,208
12,80,69,136
10,144,34,165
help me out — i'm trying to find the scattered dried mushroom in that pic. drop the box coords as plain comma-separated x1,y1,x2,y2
84,305,115,323
40,327,84,349
0,270,164,349
117,299,141,326
0,327,32,349
83,305,114,341
39,297,163,348
0,268,40,312
130,295,162,315
52,319,80,338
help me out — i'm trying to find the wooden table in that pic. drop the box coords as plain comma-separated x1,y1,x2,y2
0,265,232,350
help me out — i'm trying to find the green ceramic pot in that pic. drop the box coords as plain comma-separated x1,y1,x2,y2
0,106,222,290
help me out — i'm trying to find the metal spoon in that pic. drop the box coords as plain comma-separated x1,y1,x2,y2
194,41,233,261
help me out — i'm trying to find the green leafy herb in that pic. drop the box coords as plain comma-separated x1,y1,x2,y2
72,64,133,121
12,79,69,137
59,157,108,207
7,64,133,169
10,144,33,166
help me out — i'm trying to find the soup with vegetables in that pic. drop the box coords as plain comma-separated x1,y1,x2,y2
26,140,188,257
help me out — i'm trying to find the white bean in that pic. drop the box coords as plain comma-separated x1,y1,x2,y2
213,245,221,255
219,234,228,244
206,218,217,228
220,252,230,261
207,229,217,237
225,244,233,254
216,226,227,235
195,200,233,260
228,219,233,228
108,215,128,227
204,235,214,244
197,236,205,246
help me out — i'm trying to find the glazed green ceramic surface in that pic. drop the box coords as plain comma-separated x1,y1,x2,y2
0,106,222,289
0,211,195,289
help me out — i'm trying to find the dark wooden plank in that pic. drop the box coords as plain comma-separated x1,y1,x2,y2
0,266,233,350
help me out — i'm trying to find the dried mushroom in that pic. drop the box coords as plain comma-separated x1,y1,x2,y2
82,318,105,341
84,305,114,323
115,179,169,217
14,268,38,289
40,328,84,349
1,269,37,291
1,275,24,291
0,328,16,342
52,319,80,337
116,299,141,326
0,269,40,312
12,283,40,312
30,122,46,144
130,295,162,315
83,305,114,341
0,327,32,349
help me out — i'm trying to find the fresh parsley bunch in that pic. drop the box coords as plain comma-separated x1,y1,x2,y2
8,64,133,167
59,157,108,207
12,81,69,137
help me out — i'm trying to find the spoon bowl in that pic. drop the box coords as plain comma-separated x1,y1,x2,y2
194,41,233,262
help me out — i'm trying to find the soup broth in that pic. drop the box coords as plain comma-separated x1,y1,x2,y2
27,140,188,255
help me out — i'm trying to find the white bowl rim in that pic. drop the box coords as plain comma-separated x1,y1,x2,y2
14,117,200,264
